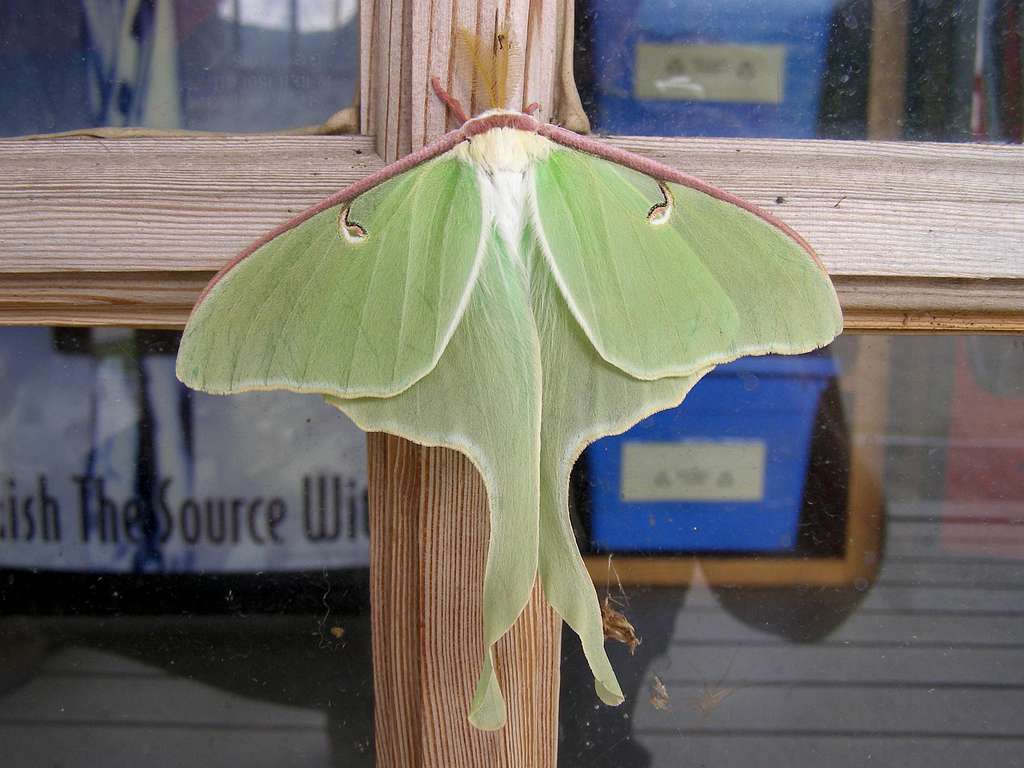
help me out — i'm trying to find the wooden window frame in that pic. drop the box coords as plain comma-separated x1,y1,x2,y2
1,1,1023,760
2,124,1019,595
0,136,1020,331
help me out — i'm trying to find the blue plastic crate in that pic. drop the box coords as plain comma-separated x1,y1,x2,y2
590,0,839,137
586,351,837,553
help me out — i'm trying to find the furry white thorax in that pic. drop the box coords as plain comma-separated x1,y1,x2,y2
455,126,552,175
456,127,554,267
484,169,530,261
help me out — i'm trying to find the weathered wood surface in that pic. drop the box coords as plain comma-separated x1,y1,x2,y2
360,1,567,766
367,434,559,767
0,135,1021,330
359,0,585,161
867,0,909,141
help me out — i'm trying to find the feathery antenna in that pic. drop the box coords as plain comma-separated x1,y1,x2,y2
454,22,522,111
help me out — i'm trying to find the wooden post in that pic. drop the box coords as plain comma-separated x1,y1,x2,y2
868,0,909,140
359,1,581,764
360,0,587,160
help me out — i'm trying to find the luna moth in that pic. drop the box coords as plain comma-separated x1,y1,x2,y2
175,77,842,730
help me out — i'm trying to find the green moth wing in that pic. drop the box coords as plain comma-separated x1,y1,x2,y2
522,138,841,716
531,146,843,380
526,235,710,709
326,232,542,730
176,154,484,398
176,107,845,733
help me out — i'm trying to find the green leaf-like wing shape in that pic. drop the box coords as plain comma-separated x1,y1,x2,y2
327,228,707,728
532,147,843,380
327,232,541,730
526,234,710,708
176,155,484,398
176,128,844,733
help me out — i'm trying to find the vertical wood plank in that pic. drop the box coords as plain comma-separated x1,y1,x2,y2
840,0,906,601
362,0,583,160
842,336,889,584
359,0,376,135
368,433,422,767
364,1,576,764
868,0,909,140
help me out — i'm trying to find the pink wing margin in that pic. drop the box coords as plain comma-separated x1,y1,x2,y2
191,112,541,313
191,128,470,309
536,123,828,273
192,111,828,317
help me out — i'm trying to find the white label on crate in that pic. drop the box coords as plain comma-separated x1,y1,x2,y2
634,43,785,104
620,440,766,502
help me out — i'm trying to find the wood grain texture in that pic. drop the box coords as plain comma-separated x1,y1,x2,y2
605,137,1024,282
362,2,564,765
1,135,1019,277
2,273,1020,332
868,0,909,140
0,136,1021,330
0,135,380,272
359,0,581,161
367,436,560,767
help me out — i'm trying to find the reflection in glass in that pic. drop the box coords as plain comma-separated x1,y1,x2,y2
576,0,1021,143
0,0,358,136
0,328,373,766
2,331,1022,766
560,334,1024,767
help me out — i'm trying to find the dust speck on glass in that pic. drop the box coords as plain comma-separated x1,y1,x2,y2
1,2,1023,767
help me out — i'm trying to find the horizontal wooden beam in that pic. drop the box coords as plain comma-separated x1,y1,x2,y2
1,135,1021,331
0,271,1020,332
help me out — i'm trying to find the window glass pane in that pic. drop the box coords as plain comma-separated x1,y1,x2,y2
559,333,1024,767
0,327,373,766
2,330,1022,766
0,0,358,136
2,1,1019,764
576,0,1020,142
